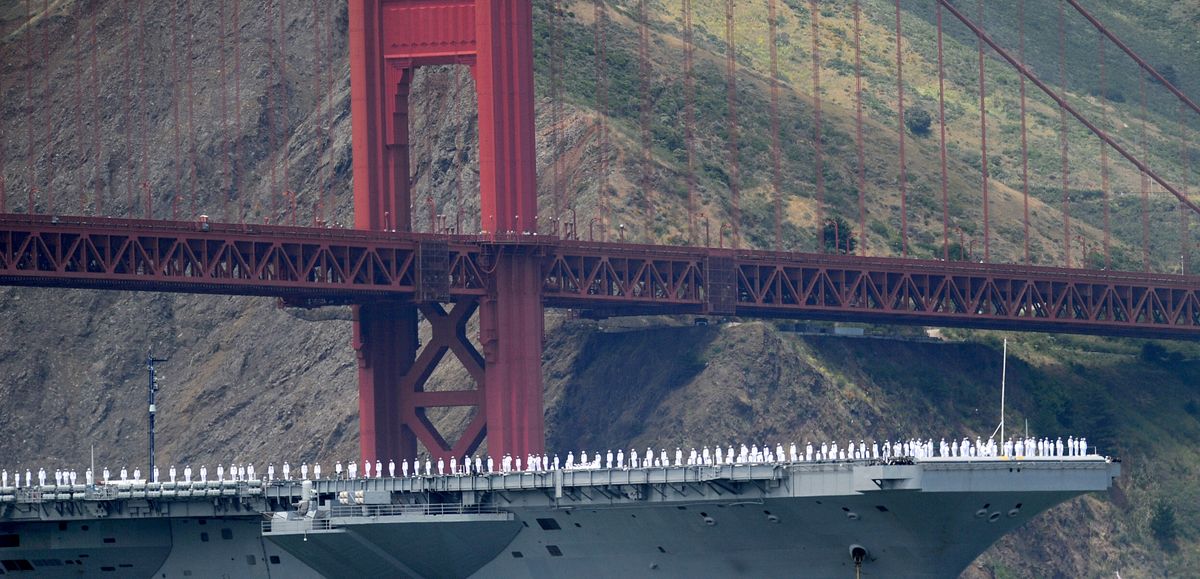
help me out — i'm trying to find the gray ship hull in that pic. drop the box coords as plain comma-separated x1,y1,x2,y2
0,458,1120,578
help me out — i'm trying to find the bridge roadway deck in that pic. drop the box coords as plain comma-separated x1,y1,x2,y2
0,457,1118,524
2,214,1198,337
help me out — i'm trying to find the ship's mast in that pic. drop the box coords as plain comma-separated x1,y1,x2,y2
1000,339,1007,453
146,352,168,481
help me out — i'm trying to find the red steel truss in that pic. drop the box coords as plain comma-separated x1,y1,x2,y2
0,215,486,300
4,214,1200,340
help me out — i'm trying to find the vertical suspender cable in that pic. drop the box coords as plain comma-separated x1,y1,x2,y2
279,0,293,226
1099,33,1111,268
452,67,465,233
123,0,135,214
725,0,740,248
185,0,197,219
810,0,823,252
854,0,867,256
136,0,150,218
549,0,563,231
233,0,242,222
269,0,280,220
218,0,230,220
976,0,988,262
313,0,324,225
42,0,55,213
936,2,949,260
25,0,35,213
1019,0,1031,265
1057,0,1071,267
323,2,335,225
594,0,609,239
171,2,182,220
768,0,781,250
0,15,6,214
894,0,907,257
638,0,652,242
1182,102,1192,274
90,12,102,216
1139,74,1150,271
682,0,697,245
1,16,7,214
74,11,86,214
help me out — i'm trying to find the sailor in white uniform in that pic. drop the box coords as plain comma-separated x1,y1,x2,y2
184,465,192,483
86,468,95,486
450,456,458,474
199,465,207,483
249,463,257,481
363,460,372,478
312,464,320,480
424,458,432,476
281,462,289,481
437,457,445,475
629,449,638,469
486,456,494,473
376,460,383,478
348,461,358,479
335,461,344,479
402,459,410,477
119,467,128,482
301,463,309,480
389,460,396,478
267,463,276,481
1,469,6,487
168,465,177,483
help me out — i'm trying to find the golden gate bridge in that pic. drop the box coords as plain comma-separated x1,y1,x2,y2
0,0,1196,463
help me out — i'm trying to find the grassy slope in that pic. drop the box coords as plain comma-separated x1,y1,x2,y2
537,0,1200,268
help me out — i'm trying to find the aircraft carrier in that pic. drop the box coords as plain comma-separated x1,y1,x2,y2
0,455,1118,578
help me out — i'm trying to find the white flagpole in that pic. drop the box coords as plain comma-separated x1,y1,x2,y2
1000,338,1008,454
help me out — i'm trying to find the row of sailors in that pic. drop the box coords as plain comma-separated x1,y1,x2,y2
1,436,1092,488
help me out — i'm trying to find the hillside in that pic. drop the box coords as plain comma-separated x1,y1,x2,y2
1,1,1199,577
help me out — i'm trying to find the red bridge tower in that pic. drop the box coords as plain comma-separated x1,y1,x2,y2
348,0,543,463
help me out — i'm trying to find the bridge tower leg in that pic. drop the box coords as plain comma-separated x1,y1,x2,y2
348,0,544,464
